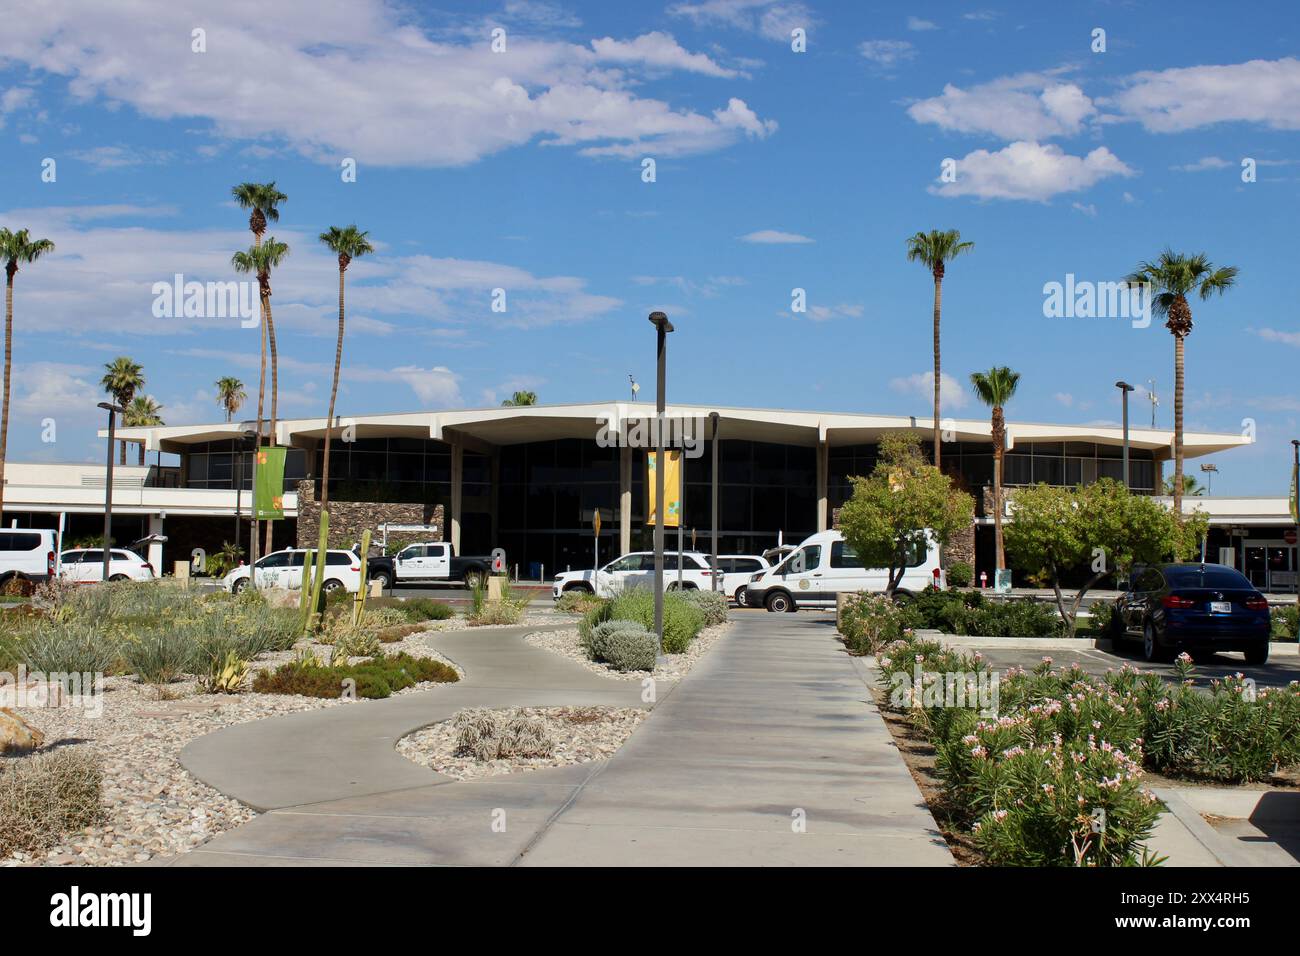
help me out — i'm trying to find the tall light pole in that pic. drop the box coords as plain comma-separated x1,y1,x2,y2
648,311,673,651
97,401,125,581
710,411,719,593
1292,440,1299,601
1199,462,1218,495
1115,381,1134,489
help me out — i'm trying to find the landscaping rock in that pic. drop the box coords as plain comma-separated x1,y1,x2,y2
0,708,45,752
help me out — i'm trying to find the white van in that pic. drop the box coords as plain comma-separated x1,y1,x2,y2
743,529,940,612
0,528,59,588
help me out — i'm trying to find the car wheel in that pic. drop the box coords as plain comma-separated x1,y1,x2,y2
565,583,594,594
371,570,391,589
322,578,345,594
231,578,249,594
734,586,748,607
891,590,913,608
1243,641,1270,666
1142,620,1168,663
765,591,793,613
465,571,486,589
109,574,129,583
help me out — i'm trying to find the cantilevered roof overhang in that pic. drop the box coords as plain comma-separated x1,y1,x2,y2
105,401,1252,461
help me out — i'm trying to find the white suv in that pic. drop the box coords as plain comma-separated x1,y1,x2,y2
222,548,363,594
713,554,771,606
59,548,156,583
553,550,715,599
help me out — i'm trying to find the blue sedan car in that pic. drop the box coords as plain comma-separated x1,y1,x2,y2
1110,563,1272,665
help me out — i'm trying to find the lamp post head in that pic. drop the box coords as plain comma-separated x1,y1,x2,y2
647,311,674,334
98,401,125,414
1115,381,1134,393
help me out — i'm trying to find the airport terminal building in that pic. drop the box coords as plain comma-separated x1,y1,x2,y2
7,400,1266,585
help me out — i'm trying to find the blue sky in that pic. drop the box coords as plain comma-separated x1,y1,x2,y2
0,0,1296,494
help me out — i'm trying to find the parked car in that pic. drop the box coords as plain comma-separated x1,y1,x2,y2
744,529,941,612
713,554,771,606
0,529,59,589
1108,562,1272,664
552,550,715,599
59,548,155,583
364,542,495,589
221,548,363,594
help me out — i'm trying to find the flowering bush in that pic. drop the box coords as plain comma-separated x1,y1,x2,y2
840,593,912,654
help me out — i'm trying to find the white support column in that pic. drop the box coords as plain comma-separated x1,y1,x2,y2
450,442,463,553
147,513,165,572
489,450,500,548
816,439,829,531
619,444,632,557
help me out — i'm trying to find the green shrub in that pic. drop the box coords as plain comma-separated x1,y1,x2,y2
252,652,458,699
397,597,454,622
1271,604,1298,641
21,621,120,676
606,589,704,654
839,592,912,655
679,588,728,626
0,748,103,858
959,599,1062,638
578,600,613,646
122,631,197,684
600,628,658,672
556,590,602,614
586,618,646,659
946,561,973,588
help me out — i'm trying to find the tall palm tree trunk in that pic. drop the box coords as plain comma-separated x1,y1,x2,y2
0,272,13,523
932,274,943,468
1173,334,1185,520
992,408,1005,571
119,413,129,465
321,267,346,511
264,298,279,557
254,288,267,555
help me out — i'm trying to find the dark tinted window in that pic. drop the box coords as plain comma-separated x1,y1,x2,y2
81,550,104,564
62,550,84,564
0,532,42,552
831,540,864,568
1138,569,1164,591
258,552,290,568
326,553,353,566
1164,565,1253,589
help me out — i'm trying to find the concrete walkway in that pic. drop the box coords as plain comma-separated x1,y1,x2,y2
170,615,951,866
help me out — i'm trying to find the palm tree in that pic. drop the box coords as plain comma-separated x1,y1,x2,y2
317,225,374,510
100,357,145,464
1162,474,1204,497
501,390,538,407
0,228,55,522
123,395,164,466
970,367,1021,572
230,183,286,551
1125,250,1237,519
906,229,974,468
232,238,290,555
215,376,246,422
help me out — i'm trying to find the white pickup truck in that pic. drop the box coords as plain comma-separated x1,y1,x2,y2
365,542,495,589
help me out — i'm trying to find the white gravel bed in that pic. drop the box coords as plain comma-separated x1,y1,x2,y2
0,627,460,868
397,706,646,780
524,621,731,682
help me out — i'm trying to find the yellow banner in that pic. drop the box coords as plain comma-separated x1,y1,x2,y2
647,451,682,527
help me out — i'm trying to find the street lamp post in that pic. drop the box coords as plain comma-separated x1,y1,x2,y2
710,411,719,593
241,424,261,589
97,401,125,581
1199,462,1218,495
1292,440,1299,601
1116,381,1134,489
648,311,673,651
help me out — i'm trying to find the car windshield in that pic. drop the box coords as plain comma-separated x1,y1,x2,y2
1163,565,1253,589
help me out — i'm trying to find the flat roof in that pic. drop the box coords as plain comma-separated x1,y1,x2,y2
103,400,1252,460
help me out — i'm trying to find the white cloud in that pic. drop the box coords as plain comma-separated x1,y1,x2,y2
859,40,915,68
9,361,101,419
929,141,1134,201
0,2,774,167
908,74,1095,140
589,32,738,77
1171,156,1233,172
1109,57,1300,133
1255,328,1300,348
667,0,814,43
0,86,34,129
1071,201,1097,217
385,367,463,407
1053,392,1074,407
907,17,938,31
70,145,175,169
889,371,968,410
738,229,813,244
805,303,864,322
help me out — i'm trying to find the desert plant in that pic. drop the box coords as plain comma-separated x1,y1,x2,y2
122,631,197,684
453,709,556,760
599,627,658,672
586,618,648,659
21,621,120,676
252,652,458,699
200,651,249,694
606,589,704,653
839,592,913,654
679,588,727,626
0,748,103,858
1272,604,1298,641
946,561,973,588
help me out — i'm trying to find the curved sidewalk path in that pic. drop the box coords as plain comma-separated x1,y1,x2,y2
170,615,951,866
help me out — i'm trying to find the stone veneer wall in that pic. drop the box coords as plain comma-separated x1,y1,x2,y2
295,480,444,552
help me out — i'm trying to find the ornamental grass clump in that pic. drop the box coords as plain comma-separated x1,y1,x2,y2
0,748,104,858
453,709,556,761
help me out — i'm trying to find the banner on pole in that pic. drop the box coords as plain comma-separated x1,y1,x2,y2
254,446,287,520
646,451,681,528
1290,459,1298,523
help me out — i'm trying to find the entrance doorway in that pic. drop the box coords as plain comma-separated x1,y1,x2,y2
1243,539,1296,592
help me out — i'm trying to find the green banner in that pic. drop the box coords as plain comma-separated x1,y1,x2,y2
254,446,287,520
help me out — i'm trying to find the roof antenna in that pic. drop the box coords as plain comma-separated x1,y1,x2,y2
629,375,640,402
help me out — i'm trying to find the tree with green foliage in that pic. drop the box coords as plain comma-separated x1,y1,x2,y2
837,432,975,597
1003,478,1208,637
970,366,1020,571
100,356,145,464
501,390,538,406
906,229,974,468
123,395,164,465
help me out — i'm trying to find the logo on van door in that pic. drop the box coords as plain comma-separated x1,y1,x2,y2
798,579,810,590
